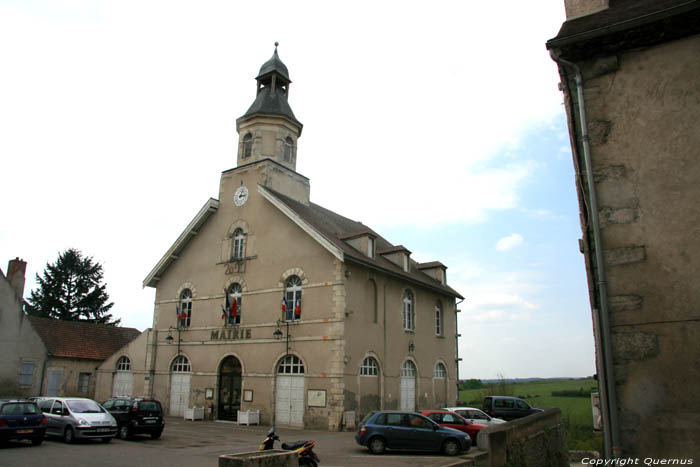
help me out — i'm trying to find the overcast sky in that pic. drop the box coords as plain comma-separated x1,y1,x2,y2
0,0,595,379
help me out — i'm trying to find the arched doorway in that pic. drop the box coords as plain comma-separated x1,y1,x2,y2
400,360,417,411
170,356,191,417
218,356,242,421
275,355,305,427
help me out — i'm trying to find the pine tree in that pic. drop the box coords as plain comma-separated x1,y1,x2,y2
25,249,120,325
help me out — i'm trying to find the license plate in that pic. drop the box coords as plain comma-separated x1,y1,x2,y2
145,420,156,424
98,428,112,432
17,429,33,434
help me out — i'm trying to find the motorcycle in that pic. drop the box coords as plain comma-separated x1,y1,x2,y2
259,427,320,466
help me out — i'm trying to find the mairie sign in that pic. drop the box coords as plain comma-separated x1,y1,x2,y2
210,327,252,341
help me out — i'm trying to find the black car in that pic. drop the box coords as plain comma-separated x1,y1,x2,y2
483,396,543,421
355,410,471,456
0,399,46,446
101,398,164,440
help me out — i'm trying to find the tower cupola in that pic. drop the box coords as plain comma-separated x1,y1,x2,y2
236,43,303,171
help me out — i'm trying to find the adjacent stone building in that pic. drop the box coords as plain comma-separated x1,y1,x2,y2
94,46,463,430
547,0,700,458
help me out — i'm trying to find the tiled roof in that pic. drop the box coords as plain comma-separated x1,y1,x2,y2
263,188,464,299
27,316,141,361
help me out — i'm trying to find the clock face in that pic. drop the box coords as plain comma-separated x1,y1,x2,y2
234,186,249,207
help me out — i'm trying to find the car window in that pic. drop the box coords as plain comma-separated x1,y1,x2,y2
139,401,162,414
443,413,461,423
51,401,64,415
406,414,431,429
114,400,127,410
471,410,487,420
373,413,386,425
40,400,53,412
66,399,102,413
102,400,114,409
385,413,403,426
427,413,442,422
361,412,376,425
0,403,29,415
504,399,515,408
494,398,505,408
517,400,530,409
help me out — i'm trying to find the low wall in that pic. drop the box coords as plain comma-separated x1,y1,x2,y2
219,450,297,467
485,407,568,467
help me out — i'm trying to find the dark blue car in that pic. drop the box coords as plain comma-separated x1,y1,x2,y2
0,400,46,446
355,411,471,456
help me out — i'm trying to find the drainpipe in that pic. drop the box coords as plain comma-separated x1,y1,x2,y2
455,298,464,403
549,49,621,458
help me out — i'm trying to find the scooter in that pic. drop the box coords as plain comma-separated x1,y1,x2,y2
259,427,320,466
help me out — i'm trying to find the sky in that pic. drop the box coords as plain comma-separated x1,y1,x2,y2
0,0,595,379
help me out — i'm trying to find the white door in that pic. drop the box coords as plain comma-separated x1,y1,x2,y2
46,369,62,396
112,372,133,397
400,361,416,411
276,375,304,427
170,373,190,417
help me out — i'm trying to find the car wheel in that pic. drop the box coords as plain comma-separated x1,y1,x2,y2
63,427,74,444
368,436,386,455
150,430,162,440
442,439,460,456
102,437,112,443
31,437,44,446
118,425,130,440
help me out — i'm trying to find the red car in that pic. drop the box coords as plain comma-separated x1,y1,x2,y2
421,410,486,443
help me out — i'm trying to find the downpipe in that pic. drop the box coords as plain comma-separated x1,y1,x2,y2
549,49,621,458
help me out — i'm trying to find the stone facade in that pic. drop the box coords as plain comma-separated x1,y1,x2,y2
548,1,700,458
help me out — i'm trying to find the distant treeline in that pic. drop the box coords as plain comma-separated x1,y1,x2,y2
551,388,595,397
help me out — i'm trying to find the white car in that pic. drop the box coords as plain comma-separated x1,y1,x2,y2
442,407,506,425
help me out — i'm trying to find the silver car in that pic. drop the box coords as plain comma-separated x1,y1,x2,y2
39,397,117,443
442,407,506,425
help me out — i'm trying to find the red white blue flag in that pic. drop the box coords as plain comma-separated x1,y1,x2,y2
295,298,301,318
231,297,238,319
223,290,230,320
281,297,288,312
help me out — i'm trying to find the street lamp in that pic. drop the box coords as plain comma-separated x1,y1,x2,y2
166,326,181,354
274,319,292,355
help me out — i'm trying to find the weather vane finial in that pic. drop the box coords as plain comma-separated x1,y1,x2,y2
274,41,279,51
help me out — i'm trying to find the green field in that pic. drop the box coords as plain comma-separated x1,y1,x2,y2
459,378,602,451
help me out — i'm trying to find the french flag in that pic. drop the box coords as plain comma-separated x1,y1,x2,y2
231,298,238,319
281,297,288,312
295,298,301,318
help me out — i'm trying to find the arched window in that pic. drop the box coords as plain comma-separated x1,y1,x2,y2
435,301,443,336
172,356,191,373
401,360,417,377
179,289,192,328
283,137,293,162
360,357,379,376
226,283,242,325
116,356,131,371
434,362,446,379
231,228,245,259
284,275,303,321
243,133,252,158
403,290,414,331
277,355,304,374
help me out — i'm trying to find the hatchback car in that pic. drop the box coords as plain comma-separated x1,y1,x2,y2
102,397,164,440
355,410,471,456
442,406,506,425
39,397,117,443
483,396,543,421
421,410,486,443
0,400,46,446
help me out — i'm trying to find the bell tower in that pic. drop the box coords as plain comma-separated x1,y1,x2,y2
235,43,303,171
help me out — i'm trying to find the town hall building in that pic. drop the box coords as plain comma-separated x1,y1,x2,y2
95,46,463,430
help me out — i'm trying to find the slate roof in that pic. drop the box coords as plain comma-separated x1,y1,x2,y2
256,47,291,82
547,0,700,60
239,85,301,127
263,187,463,299
27,316,141,361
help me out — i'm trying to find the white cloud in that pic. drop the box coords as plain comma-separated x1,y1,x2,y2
496,233,525,251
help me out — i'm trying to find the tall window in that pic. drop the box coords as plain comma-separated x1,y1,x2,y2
403,290,414,331
172,356,191,373
360,357,379,376
277,355,304,374
283,137,293,162
116,356,131,371
243,133,252,158
78,373,91,394
284,275,302,321
435,301,443,336
227,283,242,325
401,360,417,377
180,289,192,328
232,228,245,259
18,361,34,387
434,362,446,378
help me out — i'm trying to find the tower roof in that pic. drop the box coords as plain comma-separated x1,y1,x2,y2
256,42,290,82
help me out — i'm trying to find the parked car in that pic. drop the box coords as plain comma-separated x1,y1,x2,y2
442,406,506,425
39,397,117,443
421,410,486,443
0,399,46,446
355,410,471,456
101,397,164,440
482,396,543,421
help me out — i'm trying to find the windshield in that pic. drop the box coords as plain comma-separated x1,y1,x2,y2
1,403,39,415
66,399,104,413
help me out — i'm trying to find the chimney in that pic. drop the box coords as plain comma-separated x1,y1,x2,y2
7,257,27,299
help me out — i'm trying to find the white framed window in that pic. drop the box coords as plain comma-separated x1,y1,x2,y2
78,373,91,394
401,360,417,377
18,361,34,387
172,356,191,373
360,357,379,376
402,290,414,331
367,237,375,258
403,254,409,272
283,137,293,162
277,355,304,374
435,302,443,336
232,228,245,259
116,356,131,371
284,275,303,321
434,362,446,378
243,133,252,158
227,283,242,325
180,289,192,328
